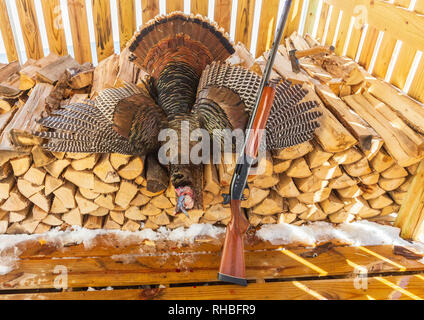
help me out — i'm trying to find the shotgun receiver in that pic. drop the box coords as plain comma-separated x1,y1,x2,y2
218,0,294,286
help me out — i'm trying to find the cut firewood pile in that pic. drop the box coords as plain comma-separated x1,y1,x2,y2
0,32,423,235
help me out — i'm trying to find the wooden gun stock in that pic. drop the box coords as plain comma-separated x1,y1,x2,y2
218,200,250,286
218,87,276,286
218,0,293,286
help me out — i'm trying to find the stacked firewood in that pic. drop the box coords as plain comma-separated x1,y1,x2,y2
0,35,423,234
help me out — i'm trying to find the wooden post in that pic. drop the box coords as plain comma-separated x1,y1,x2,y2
117,0,136,50
40,0,68,56
191,0,209,16
0,0,18,62
214,0,233,32
395,160,424,240
255,0,280,58
91,0,114,62
67,0,92,63
235,0,256,50
167,0,184,13
15,0,44,60
142,0,159,23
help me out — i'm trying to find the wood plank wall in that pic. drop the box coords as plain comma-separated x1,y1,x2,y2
0,0,423,105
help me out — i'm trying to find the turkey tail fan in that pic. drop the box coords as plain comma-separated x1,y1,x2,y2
35,83,168,155
195,61,322,150
127,12,235,78
35,102,137,154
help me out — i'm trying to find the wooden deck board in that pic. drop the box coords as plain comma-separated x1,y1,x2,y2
2,275,424,300
1,232,424,292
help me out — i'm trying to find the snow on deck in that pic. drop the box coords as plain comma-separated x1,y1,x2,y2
1,221,424,276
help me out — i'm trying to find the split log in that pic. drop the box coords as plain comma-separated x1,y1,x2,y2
0,83,53,150
84,215,103,229
303,83,357,153
359,172,380,185
336,185,363,198
110,153,131,171
10,156,31,176
50,196,68,214
62,208,83,226
94,194,115,210
130,193,150,207
286,157,312,178
320,193,344,214
63,167,94,189
75,191,99,214
93,154,121,184
44,159,70,178
343,94,424,167
32,205,48,220
42,214,63,226
361,184,386,200
379,177,406,192
93,177,119,194
251,174,280,188
241,187,269,209
312,159,342,180
288,198,308,214
204,204,231,221
343,197,380,219
53,182,76,209
368,194,394,209
294,175,329,193
140,203,162,216
203,163,220,195
370,149,395,173
124,206,147,221
122,219,141,231
252,190,284,215
273,159,292,174
67,62,94,89
297,187,331,204
278,213,297,224
91,54,119,98
17,178,44,198
44,175,64,196
0,175,15,200
110,210,124,225
299,204,327,221
315,83,383,158
381,205,400,217
150,194,173,209
146,155,168,193
1,188,30,211
115,181,138,209
71,154,99,171
381,165,408,179
328,173,357,189
218,153,237,186
118,156,144,180
275,175,300,198
36,55,80,84
329,209,355,223
31,146,55,168
23,166,46,185
9,207,30,223
332,148,363,165
305,142,333,169
389,190,407,206
368,79,424,134
343,157,371,177
272,141,313,160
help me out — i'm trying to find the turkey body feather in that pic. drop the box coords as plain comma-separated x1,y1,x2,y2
35,12,321,213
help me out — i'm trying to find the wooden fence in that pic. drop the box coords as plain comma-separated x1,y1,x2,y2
0,0,423,103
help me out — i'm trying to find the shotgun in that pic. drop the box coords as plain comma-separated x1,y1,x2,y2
218,0,293,286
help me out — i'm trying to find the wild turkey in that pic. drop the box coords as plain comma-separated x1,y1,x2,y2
35,12,321,215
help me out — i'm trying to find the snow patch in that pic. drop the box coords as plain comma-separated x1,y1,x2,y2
0,221,423,276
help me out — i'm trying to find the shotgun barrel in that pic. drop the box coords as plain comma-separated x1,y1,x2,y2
218,0,294,286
